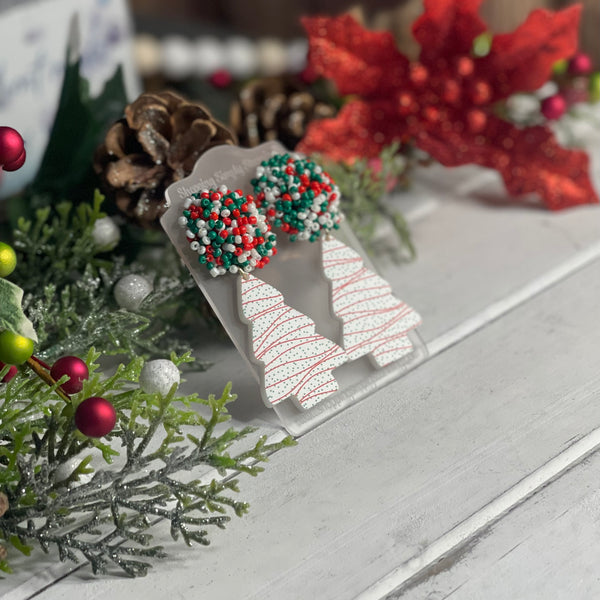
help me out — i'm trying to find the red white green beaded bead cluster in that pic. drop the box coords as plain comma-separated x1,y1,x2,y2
178,186,277,277
251,153,343,243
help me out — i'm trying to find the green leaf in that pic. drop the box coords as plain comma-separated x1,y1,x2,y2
28,41,128,202
9,536,32,556
0,279,37,341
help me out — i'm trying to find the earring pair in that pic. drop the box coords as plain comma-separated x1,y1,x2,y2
178,154,421,411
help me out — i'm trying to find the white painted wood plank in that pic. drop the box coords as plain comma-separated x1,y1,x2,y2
390,449,600,600
382,168,600,346
29,259,600,600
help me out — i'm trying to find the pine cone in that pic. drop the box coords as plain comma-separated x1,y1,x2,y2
230,77,336,150
94,91,237,228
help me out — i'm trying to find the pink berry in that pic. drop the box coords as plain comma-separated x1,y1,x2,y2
541,94,567,120
568,52,593,76
0,127,24,166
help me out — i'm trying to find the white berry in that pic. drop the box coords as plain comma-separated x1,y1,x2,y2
139,359,181,396
92,217,121,250
114,274,153,311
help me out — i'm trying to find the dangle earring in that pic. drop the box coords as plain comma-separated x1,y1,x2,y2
178,186,347,410
252,153,422,368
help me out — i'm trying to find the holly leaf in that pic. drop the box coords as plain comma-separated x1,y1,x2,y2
302,14,408,97
0,279,38,342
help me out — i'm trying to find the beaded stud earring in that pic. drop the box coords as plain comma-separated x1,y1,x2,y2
252,154,422,368
178,186,348,410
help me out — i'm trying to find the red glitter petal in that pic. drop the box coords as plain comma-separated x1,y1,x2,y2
302,14,408,97
412,0,486,68
483,5,581,98
297,99,405,162
416,115,598,210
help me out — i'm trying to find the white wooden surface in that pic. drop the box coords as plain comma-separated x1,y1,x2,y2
389,450,600,599
1,127,600,598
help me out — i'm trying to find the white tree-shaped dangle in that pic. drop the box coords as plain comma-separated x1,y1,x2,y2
239,274,347,409
322,237,421,367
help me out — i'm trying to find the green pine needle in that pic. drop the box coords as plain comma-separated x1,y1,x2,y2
0,351,295,577
9,193,212,362
320,143,417,260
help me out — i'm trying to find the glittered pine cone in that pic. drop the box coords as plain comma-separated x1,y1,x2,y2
230,77,336,150
94,91,237,228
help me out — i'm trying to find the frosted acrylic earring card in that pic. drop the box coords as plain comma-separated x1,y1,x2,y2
161,141,428,435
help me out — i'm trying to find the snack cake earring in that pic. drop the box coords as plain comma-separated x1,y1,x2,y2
178,186,347,409
252,154,422,367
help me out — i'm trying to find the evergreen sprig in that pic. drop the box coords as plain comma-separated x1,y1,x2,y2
0,351,295,576
322,143,416,259
9,194,213,361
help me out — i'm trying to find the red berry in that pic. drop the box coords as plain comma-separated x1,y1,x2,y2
75,397,116,437
0,361,18,383
470,80,492,105
467,109,487,133
51,356,89,395
443,79,461,104
209,68,233,89
568,52,593,76
2,148,26,171
0,127,24,166
410,63,429,85
456,56,474,77
541,94,567,120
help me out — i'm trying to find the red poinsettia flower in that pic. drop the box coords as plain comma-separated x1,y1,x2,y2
298,1,598,210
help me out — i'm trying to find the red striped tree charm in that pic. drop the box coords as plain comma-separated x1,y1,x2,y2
322,237,421,367
239,273,347,409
